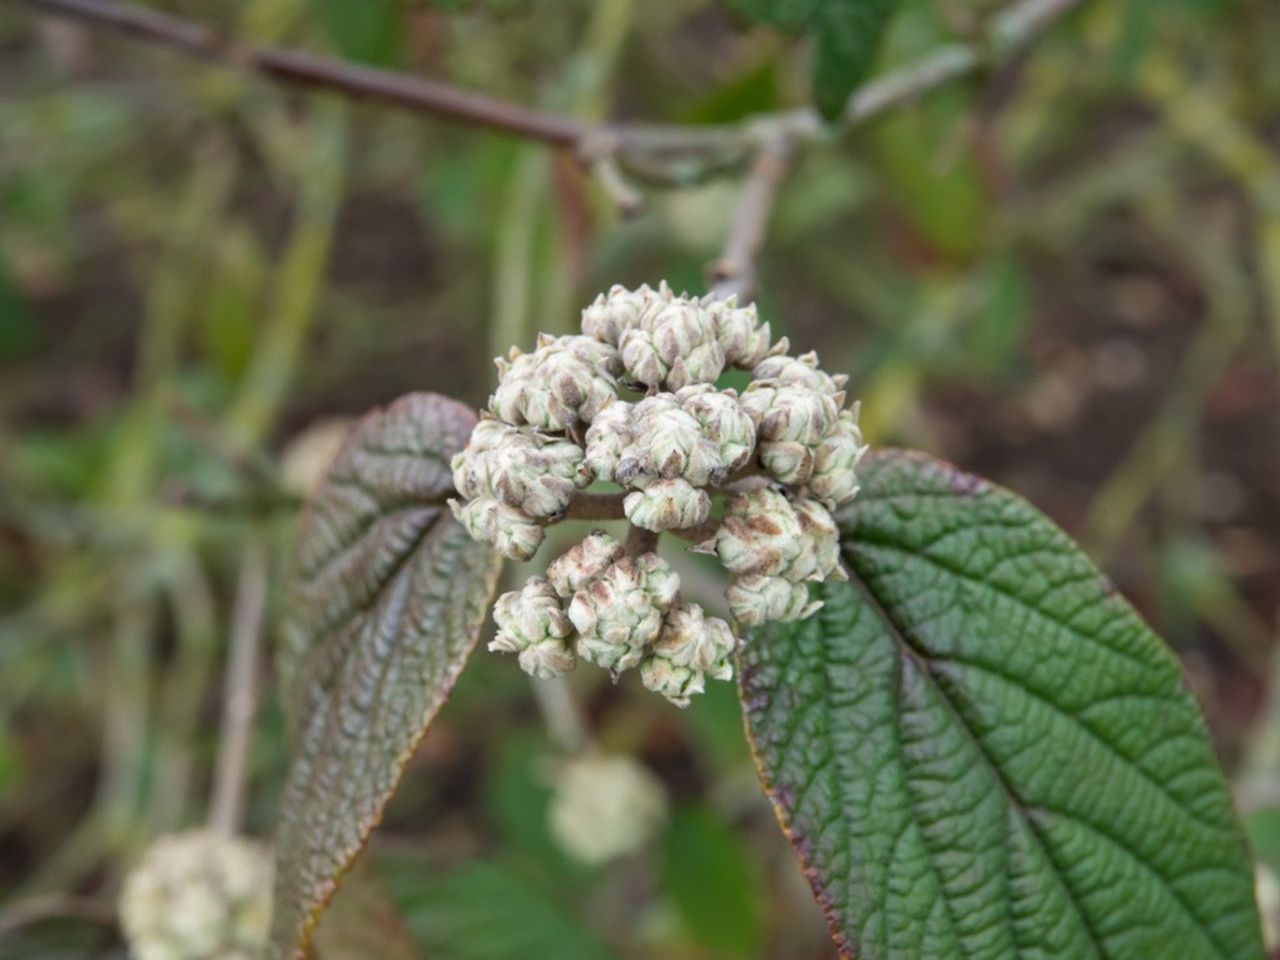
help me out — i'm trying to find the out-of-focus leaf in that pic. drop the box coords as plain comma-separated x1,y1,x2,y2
661,806,762,956
965,253,1031,377
384,858,618,960
0,915,119,960
1245,807,1280,875
725,0,900,121
484,732,583,883
870,96,988,258
313,0,403,66
740,448,1265,959
0,251,35,360
271,393,503,959
313,861,422,960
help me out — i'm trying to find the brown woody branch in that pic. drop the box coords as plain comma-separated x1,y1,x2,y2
15,0,1087,180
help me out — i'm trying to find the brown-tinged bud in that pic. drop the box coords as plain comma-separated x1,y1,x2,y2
489,577,576,679
546,530,625,599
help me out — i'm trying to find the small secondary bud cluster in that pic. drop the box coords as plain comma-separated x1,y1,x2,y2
118,830,272,960
450,283,867,704
548,752,668,865
488,531,734,706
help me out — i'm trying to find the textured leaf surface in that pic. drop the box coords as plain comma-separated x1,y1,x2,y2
740,448,1263,960
272,393,502,959
725,0,899,120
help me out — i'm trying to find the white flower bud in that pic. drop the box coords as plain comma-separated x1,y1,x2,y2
758,439,816,485
791,497,845,583
677,385,756,474
449,497,544,561
490,334,620,429
726,574,821,625
119,830,272,960
752,350,848,399
548,754,668,865
546,530,625,599
451,420,587,519
624,478,711,532
619,298,726,390
714,488,807,578
617,394,720,487
583,400,633,482
809,406,867,507
580,283,669,345
569,553,679,672
739,382,839,445
641,603,736,707
489,577,576,678
704,296,776,369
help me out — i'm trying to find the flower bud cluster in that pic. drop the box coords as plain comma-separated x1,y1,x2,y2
450,282,868,704
488,531,737,706
548,753,668,865
713,488,847,626
450,419,590,560
119,830,272,960
740,351,865,497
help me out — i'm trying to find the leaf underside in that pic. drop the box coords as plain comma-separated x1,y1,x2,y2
272,392,502,960
740,448,1264,960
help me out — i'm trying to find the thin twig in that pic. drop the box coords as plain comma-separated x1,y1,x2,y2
564,490,628,521
15,0,1088,176
529,675,590,754
624,524,658,556
208,537,268,837
16,0,588,146
707,134,794,301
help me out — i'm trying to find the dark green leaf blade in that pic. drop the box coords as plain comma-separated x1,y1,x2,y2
272,393,502,959
723,0,900,121
811,0,898,120
740,448,1264,959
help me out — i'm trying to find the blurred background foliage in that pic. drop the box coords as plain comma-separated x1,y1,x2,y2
0,0,1278,957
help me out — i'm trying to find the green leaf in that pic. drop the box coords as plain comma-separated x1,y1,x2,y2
272,393,503,959
740,448,1264,959
313,0,404,66
661,806,763,956
384,858,618,960
725,0,899,121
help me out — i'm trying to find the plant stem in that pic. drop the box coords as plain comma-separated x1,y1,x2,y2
707,134,794,301
624,524,658,556
209,537,268,837
564,491,628,521
15,0,1088,181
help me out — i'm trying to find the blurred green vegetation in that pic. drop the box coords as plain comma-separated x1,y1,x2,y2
0,0,1278,956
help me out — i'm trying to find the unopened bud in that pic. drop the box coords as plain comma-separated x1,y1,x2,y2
758,439,816,486
714,488,807,578
568,553,680,672
624,478,712,532
677,385,756,474
451,420,587,519
619,299,725,390
490,577,576,679
580,283,668,345
705,296,775,369
809,406,866,508
752,350,848,399
641,603,736,707
583,400,634,483
726,574,821,625
619,395,720,486
546,531,625,599
740,383,838,446
491,334,620,429
450,497,544,561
